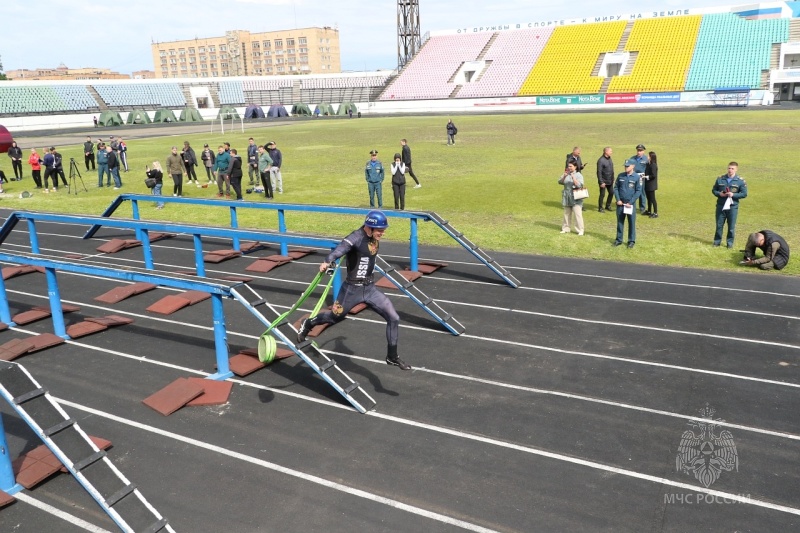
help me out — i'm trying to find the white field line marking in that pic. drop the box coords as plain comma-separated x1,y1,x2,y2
56,398,800,519
8,227,799,298
14,492,114,533
435,299,800,350
12,326,800,445
3,240,798,329
53,399,503,533
8,286,799,391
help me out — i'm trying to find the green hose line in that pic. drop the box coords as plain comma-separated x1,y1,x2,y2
258,262,338,363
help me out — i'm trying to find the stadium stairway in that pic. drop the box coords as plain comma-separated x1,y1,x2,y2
85,86,108,111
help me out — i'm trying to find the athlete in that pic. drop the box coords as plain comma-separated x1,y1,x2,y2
297,210,412,371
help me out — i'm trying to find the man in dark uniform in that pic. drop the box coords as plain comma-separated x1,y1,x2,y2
712,161,748,248
741,230,790,270
596,146,614,212
297,210,412,371
613,159,642,248
83,136,96,171
628,144,649,213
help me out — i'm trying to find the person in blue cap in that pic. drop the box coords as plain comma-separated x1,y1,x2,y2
297,210,411,371
613,159,643,248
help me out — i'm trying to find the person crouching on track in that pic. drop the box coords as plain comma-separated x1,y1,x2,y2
297,210,412,371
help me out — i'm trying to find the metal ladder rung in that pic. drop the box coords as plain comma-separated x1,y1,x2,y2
251,298,266,307
13,387,46,405
43,418,76,437
319,360,337,372
383,267,397,274
295,339,314,351
441,313,453,322
401,280,414,289
142,518,170,533
73,450,107,472
420,297,433,306
343,382,360,395
105,483,136,508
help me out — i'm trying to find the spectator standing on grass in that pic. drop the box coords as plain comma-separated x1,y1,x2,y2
227,148,244,200
613,159,642,249
400,139,421,188
182,141,199,186
247,137,259,186
8,141,23,181
365,149,384,208
266,141,283,193
83,136,96,171
258,144,273,199
166,146,185,197
391,152,407,210
558,161,585,236
446,119,458,145
644,151,659,218
565,146,586,172
147,161,165,209
28,148,43,189
214,145,231,198
93,116,98,127
118,137,129,172
51,148,68,188
105,145,122,189
97,143,110,187
200,143,216,183
42,148,55,192
712,161,747,248
596,146,615,212
629,144,649,213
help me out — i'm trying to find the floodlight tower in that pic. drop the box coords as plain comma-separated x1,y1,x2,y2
397,0,421,70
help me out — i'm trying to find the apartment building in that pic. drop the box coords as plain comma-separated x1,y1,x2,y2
151,27,341,78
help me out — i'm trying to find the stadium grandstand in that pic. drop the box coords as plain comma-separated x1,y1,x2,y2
2,2,800,131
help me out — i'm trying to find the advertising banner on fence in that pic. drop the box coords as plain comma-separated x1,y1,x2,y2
638,92,681,103
605,93,639,104
536,95,605,105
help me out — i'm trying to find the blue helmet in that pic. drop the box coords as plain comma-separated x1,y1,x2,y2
364,210,389,229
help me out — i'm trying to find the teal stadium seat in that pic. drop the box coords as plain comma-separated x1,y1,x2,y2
685,14,789,91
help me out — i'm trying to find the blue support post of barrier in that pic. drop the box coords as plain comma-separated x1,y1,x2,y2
409,217,419,271
229,206,241,252
131,200,143,242
0,413,23,495
278,209,288,256
0,275,13,325
27,219,40,254
44,267,68,339
141,230,155,270
193,234,206,277
131,198,141,221
208,294,233,380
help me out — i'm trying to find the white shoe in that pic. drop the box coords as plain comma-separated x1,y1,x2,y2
414,184,422,188
577,231,584,236
173,193,177,197
560,229,569,234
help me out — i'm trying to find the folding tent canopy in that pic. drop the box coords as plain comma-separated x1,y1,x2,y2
126,110,152,124
179,107,204,122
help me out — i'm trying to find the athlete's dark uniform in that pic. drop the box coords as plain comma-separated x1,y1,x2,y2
298,220,410,370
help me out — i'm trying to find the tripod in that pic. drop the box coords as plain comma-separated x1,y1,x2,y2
68,158,88,195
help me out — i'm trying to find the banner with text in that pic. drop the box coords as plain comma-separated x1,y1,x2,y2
536,95,605,105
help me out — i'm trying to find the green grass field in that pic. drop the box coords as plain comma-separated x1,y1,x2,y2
6,109,799,275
